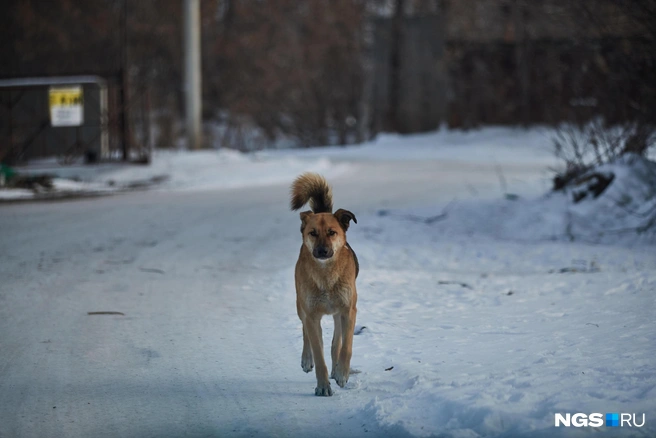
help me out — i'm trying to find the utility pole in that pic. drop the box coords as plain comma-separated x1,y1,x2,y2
387,0,405,133
184,0,202,149
513,0,529,127
119,0,130,160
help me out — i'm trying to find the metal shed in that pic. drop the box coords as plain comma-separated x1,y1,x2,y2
0,75,109,165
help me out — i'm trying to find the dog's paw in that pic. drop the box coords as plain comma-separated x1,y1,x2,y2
334,375,348,388
301,356,314,373
333,367,349,388
331,369,358,379
315,384,333,397
330,363,338,379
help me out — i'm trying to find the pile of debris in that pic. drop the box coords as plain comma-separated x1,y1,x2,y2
1,164,55,192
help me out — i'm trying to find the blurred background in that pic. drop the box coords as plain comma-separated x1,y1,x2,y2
0,0,654,163
1,4,656,434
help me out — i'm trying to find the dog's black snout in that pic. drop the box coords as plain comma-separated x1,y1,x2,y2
313,246,333,259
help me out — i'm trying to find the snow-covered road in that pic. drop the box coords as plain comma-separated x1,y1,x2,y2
1,130,654,437
0,159,498,438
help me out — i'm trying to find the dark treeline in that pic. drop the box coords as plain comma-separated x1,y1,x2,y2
1,0,654,151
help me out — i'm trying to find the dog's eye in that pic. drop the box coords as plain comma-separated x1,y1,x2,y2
309,231,318,237
328,230,337,236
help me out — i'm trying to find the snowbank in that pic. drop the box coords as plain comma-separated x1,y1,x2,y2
98,126,557,192
0,188,33,200
97,149,351,192
3,126,557,201
0,149,351,200
257,126,558,166
396,153,656,245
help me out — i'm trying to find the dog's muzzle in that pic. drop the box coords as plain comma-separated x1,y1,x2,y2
313,246,333,260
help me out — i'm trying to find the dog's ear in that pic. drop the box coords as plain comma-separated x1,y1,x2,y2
299,210,312,232
334,209,357,231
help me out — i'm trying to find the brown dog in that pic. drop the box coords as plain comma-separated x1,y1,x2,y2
290,173,359,396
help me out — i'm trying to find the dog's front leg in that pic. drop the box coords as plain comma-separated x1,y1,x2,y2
333,306,357,388
305,316,332,396
330,314,342,379
301,326,314,373
297,300,314,373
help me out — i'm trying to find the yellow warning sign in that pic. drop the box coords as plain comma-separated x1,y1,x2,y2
49,86,84,126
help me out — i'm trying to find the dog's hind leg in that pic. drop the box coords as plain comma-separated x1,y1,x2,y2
305,316,332,396
301,325,314,373
330,314,342,380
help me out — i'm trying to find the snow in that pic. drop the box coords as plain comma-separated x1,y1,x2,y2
2,126,556,201
97,150,352,192
413,153,656,245
345,207,655,437
2,127,556,200
51,178,112,192
257,126,558,166
0,178,113,201
0,127,654,437
1,150,351,200
0,188,33,199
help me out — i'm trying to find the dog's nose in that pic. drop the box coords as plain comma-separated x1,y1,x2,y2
313,246,332,259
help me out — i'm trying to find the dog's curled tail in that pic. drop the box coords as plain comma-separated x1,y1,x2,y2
290,173,333,213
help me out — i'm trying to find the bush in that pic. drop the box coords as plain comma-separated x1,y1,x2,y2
552,119,655,191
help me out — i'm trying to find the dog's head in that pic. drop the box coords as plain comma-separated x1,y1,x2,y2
299,209,357,261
